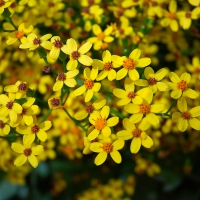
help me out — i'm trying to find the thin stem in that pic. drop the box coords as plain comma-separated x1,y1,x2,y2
35,97,48,106
39,109,52,124
155,113,172,118
110,107,126,119
62,91,70,105
165,99,177,114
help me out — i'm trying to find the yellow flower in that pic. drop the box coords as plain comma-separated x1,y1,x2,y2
19,33,52,51
0,93,22,122
53,69,79,91
90,137,124,165
135,67,168,93
124,88,165,125
61,38,93,70
87,24,114,50
113,48,151,81
113,78,143,106
6,23,34,45
73,67,101,102
172,97,200,132
0,0,12,14
117,118,153,153
0,117,10,136
74,98,106,120
167,72,199,99
48,97,62,109
186,56,200,80
11,142,44,168
88,106,119,141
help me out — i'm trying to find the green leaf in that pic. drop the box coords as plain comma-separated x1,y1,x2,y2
59,51,68,62
37,48,47,59
26,88,35,97
1,8,11,18
15,98,27,105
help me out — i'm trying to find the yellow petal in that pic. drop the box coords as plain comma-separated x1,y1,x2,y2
90,142,103,152
73,85,86,96
32,145,44,155
189,118,200,130
67,38,77,51
11,143,25,153
178,118,188,132
110,151,122,164
78,42,92,54
137,58,151,68
146,113,159,126
101,106,110,119
94,151,107,166
189,106,200,117
129,49,141,60
107,117,119,126
177,97,187,112
14,154,27,167
130,137,141,153
124,103,140,114
117,130,132,140
85,90,94,102
28,154,38,168
142,136,153,148
78,55,93,66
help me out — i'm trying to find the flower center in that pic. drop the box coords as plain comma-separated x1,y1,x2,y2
133,36,141,44
0,0,5,6
84,79,94,89
151,1,157,6
91,138,98,143
71,51,80,60
123,58,135,70
104,62,113,71
42,66,51,73
51,98,60,107
182,111,191,120
102,142,113,153
168,12,176,19
85,105,94,114
140,103,150,114
31,125,39,134
88,0,94,5
132,128,142,137
177,80,187,91
148,77,157,85
57,73,66,81
20,108,26,116
18,82,28,92
24,148,32,156
95,118,107,130
53,39,63,48
119,28,124,35
0,120,5,129
127,92,136,99
6,102,13,109
185,12,191,18
117,10,123,17
97,32,105,40
33,38,41,45
194,67,200,73
48,1,54,7
15,30,24,39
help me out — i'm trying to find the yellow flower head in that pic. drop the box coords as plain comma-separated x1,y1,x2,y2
0,0,12,15
48,97,62,110
0,117,10,136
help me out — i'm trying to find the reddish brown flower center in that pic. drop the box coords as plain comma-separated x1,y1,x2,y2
0,0,5,6
84,79,94,89
119,28,124,35
57,73,66,81
177,80,187,91
53,39,63,48
148,77,157,85
132,128,142,137
168,12,176,19
48,1,54,7
42,66,51,73
186,12,191,18
51,98,60,107
182,111,191,120
88,0,94,5
102,142,113,153
33,38,41,45
91,138,98,143
67,7,75,16
95,118,107,130
0,120,5,129
151,1,157,6
85,105,94,114
104,62,113,71
97,32,105,40
24,148,32,156
123,58,135,70
18,83,28,91
6,102,13,109
20,108,26,116
117,10,123,17
133,36,141,44
140,103,150,114
194,67,200,73
127,92,136,99
71,51,80,60
31,125,39,134
15,30,24,39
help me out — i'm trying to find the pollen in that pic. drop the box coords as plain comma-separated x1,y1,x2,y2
104,62,113,71
24,148,32,156
140,103,150,114
0,120,5,129
6,102,13,109
15,30,24,39
51,98,60,107
123,58,135,70
84,79,94,89
182,111,191,120
148,77,157,85
85,105,94,114
127,92,136,99
132,128,142,137
18,82,28,92
168,12,176,19
95,118,107,130
102,142,113,153
177,80,187,91
33,38,41,45
31,125,39,134
133,36,141,44
97,32,105,40
71,51,80,60
57,73,66,81
54,39,63,48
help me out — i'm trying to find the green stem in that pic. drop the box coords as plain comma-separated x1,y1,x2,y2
39,109,52,124
0,135,22,139
62,91,70,105
110,107,126,119
165,99,177,114
155,113,172,118
35,97,48,106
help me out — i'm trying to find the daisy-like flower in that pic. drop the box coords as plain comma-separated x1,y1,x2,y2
16,120,52,145
186,56,200,80
73,67,101,102
134,67,168,93
117,118,153,153
6,23,34,45
113,48,151,81
0,117,10,136
124,88,165,125
61,38,93,70
94,50,121,81
19,33,52,51
53,69,79,91
113,78,143,106
4,81,29,99
87,24,114,50
11,142,44,168
83,136,101,155
88,106,119,141
48,97,62,109
172,97,200,132
0,0,12,14
167,72,199,99
0,93,22,122
90,137,124,165
74,98,106,120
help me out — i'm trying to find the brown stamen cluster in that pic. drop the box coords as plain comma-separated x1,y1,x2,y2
24,148,32,156
151,1,157,6
0,0,5,6
57,73,66,81
31,125,39,134
85,105,94,114
123,58,135,70
168,12,176,19
127,92,136,99
148,77,157,85
71,51,80,60
88,0,94,5
15,30,24,39
91,138,98,143
102,142,113,153
140,103,150,114
132,128,142,137
6,102,13,109
185,12,191,18
95,118,107,130
20,108,26,116
33,38,41,45
18,82,28,91
42,66,51,73
53,39,63,48
48,1,54,7
177,80,187,91
0,120,5,129
51,98,60,107
84,79,94,89
97,33,105,40
182,111,191,120
104,62,113,71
